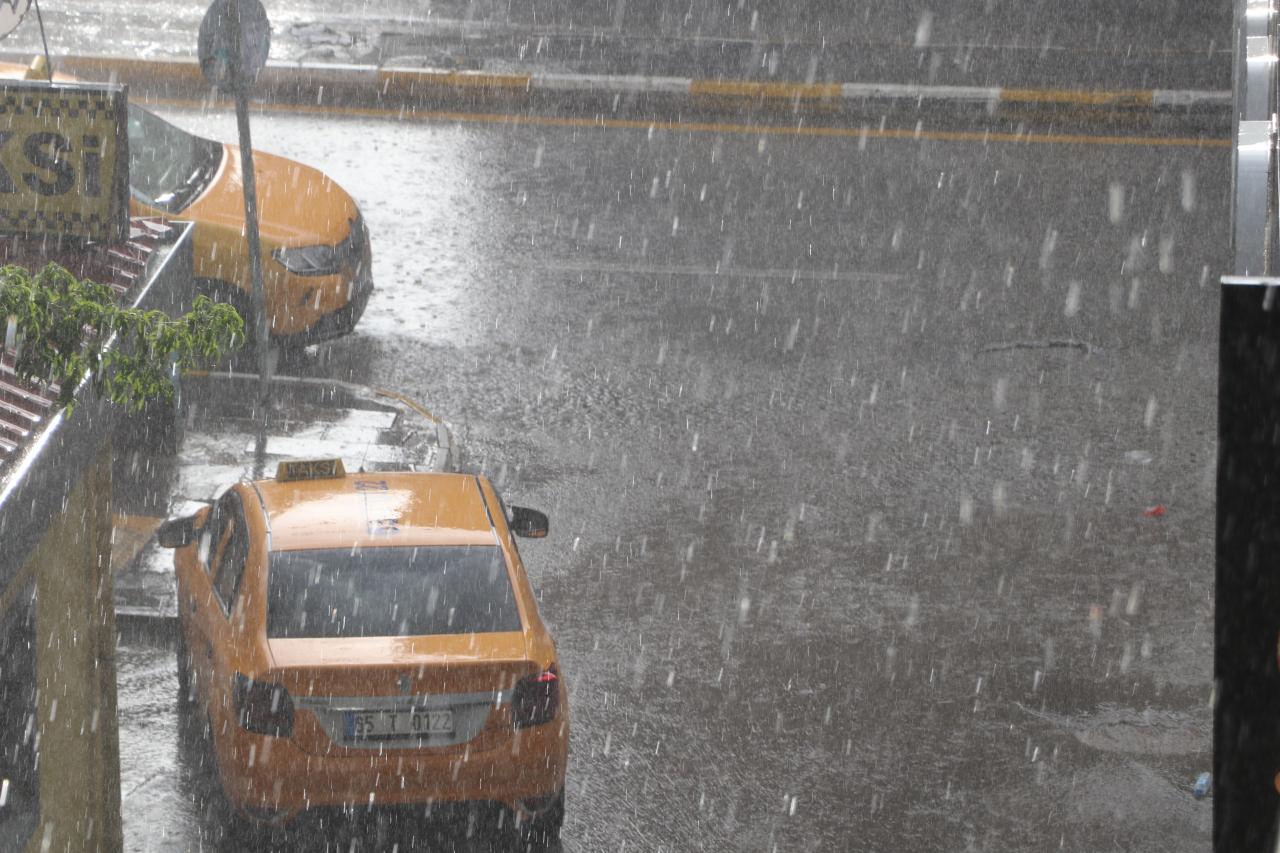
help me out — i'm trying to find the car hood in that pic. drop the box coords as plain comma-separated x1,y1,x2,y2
185,144,359,248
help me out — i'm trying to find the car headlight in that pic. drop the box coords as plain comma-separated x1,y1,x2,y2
272,243,342,276
272,216,366,277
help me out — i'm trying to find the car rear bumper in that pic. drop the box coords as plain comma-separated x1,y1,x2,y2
216,717,568,824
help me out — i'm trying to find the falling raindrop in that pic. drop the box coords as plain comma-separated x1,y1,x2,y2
784,318,801,351
1159,235,1175,274
992,482,1008,516
1107,182,1125,223
914,11,934,48
1126,582,1142,616
1038,227,1058,269
1064,280,1082,317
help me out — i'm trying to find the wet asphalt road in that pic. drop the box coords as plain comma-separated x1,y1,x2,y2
116,106,1226,851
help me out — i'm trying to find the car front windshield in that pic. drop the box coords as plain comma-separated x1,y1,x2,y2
266,544,521,639
126,104,222,212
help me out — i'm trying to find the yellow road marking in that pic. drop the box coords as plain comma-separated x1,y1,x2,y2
144,96,1229,149
1001,87,1154,106
690,80,844,100
378,69,533,94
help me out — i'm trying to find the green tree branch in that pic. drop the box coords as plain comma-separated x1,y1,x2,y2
0,262,244,411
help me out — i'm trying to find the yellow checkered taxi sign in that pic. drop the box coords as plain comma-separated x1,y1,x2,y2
276,458,347,482
0,81,129,243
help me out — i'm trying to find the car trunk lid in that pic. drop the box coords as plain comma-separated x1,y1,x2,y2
266,632,535,755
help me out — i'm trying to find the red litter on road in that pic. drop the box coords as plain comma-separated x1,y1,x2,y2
1143,504,1167,518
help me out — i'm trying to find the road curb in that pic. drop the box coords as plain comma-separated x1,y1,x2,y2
17,53,1231,118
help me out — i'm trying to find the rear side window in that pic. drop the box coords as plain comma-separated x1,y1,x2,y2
266,545,521,639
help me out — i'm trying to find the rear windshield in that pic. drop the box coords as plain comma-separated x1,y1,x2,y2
266,545,521,639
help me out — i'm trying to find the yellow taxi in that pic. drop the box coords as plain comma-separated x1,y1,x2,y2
3,58,372,344
157,460,569,842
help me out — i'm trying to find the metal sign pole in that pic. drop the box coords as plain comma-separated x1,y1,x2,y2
202,0,272,477
30,0,51,81
236,91,271,478
227,0,268,368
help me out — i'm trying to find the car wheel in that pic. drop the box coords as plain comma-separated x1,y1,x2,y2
518,789,564,847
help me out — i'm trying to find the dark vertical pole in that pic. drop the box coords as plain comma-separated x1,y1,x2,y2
1219,0,1280,843
1217,282,1280,850
227,0,271,477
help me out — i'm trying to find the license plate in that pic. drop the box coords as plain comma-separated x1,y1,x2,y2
343,709,454,741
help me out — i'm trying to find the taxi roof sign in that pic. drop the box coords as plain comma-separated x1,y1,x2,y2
0,80,130,243
276,458,346,482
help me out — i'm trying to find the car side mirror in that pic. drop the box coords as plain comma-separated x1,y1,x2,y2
157,515,198,548
509,506,549,539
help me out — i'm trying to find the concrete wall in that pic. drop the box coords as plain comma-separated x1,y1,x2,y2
0,442,121,853
24,444,122,853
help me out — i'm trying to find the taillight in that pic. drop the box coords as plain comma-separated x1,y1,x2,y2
233,673,294,737
513,665,560,729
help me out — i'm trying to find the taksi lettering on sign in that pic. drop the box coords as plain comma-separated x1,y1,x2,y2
0,81,129,243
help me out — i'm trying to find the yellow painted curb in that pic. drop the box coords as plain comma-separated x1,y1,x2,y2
60,55,204,84
374,388,443,424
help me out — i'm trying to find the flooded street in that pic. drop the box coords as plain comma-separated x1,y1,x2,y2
110,105,1223,851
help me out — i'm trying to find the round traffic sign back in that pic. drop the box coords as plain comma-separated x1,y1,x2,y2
0,0,31,40
198,0,271,93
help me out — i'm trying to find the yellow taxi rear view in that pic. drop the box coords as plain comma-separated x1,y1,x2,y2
158,460,568,843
